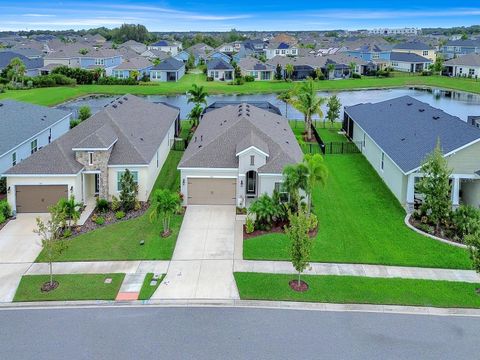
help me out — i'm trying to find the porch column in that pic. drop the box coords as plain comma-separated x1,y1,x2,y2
406,173,415,213
452,176,460,209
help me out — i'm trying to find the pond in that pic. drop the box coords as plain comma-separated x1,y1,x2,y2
57,87,480,122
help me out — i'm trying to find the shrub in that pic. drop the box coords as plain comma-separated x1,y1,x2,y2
134,200,141,211
97,76,138,85
206,76,214,81
70,119,81,129
245,216,255,234
63,228,73,238
232,77,245,85
453,205,480,239
115,211,125,220
421,70,432,76
352,73,361,79
0,213,6,225
95,198,109,213
308,213,318,231
94,216,105,226
110,195,121,211
0,200,12,219
52,66,94,84
119,169,138,212
249,194,277,230
244,75,255,82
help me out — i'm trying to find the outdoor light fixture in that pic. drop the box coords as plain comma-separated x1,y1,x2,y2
182,178,185,186
70,186,74,192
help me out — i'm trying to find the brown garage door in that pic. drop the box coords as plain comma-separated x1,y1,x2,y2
187,178,236,205
16,185,68,213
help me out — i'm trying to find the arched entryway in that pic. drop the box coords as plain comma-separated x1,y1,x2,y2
246,170,257,198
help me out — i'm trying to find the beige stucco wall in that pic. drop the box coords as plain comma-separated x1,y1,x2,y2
462,180,480,208
394,49,436,61
446,140,480,174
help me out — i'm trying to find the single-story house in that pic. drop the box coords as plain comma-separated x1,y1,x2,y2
343,96,480,212
0,51,43,77
206,58,234,81
150,57,185,82
185,43,214,65
389,52,432,72
265,42,298,59
238,56,274,80
140,49,170,61
208,51,232,64
147,40,182,56
119,40,147,55
444,53,480,78
174,50,190,63
111,56,153,80
178,102,303,207
0,100,71,175
4,95,180,214
392,42,436,62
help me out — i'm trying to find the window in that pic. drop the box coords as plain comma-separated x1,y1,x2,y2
275,50,280,55
30,139,38,154
422,50,429,56
281,50,286,55
95,58,104,65
372,53,379,59
214,71,219,78
469,68,475,76
291,49,297,55
117,170,138,191
275,182,289,203
381,152,385,171
250,155,255,166
12,152,16,166
88,152,93,166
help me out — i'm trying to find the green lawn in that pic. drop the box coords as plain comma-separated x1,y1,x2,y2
1,74,479,106
234,273,480,308
316,122,348,142
14,274,124,302
138,273,165,300
244,154,471,269
36,150,185,262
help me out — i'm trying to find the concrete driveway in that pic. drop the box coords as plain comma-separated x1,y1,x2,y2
152,206,239,300
0,214,46,302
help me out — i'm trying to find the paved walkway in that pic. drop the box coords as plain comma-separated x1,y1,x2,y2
234,260,480,283
152,206,239,300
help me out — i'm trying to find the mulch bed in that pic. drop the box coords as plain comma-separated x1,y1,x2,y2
41,281,59,292
243,221,318,239
408,217,464,245
69,202,149,237
289,279,309,292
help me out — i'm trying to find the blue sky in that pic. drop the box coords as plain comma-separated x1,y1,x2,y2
0,0,479,31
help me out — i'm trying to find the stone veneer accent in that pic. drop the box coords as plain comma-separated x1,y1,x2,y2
75,149,113,199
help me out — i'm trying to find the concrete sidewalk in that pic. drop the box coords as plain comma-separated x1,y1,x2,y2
234,260,480,283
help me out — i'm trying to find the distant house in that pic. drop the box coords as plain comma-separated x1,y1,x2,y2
43,46,122,76
185,43,214,65
4,95,180,214
346,44,392,62
112,56,153,80
343,96,480,211
3,47,44,59
150,57,185,82
444,53,480,78
392,42,436,62
216,42,242,55
238,56,274,80
389,52,432,72
441,39,480,60
119,40,147,55
208,51,232,64
147,40,182,56
206,58,234,81
264,42,298,60
174,50,190,63
0,51,43,77
0,100,71,175
140,49,170,61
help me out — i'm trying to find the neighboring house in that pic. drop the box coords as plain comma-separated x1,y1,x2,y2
2,47,44,59
0,100,71,176
43,46,122,76
368,28,419,36
392,42,436,62
238,56,274,80
208,51,232,63
4,95,180,214
140,49,170,61
270,33,298,45
185,43,214,65
343,96,480,212
178,102,303,207
444,53,480,77
216,42,242,55
346,44,392,62
0,51,43,77
150,57,186,82
147,40,182,56
174,50,190,63
119,40,147,54
112,56,153,79
265,42,298,60
441,39,480,60
389,52,432,72
206,58,234,81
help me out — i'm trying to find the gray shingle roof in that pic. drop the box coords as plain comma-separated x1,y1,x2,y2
0,51,43,70
207,58,233,70
445,53,480,67
6,95,179,175
112,56,152,70
238,56,273,71
72,123,118,150
151,57,184,71
0,100,71,156
393,42,433,51
179,103,303,173
345,96,480,174
390,52,431,63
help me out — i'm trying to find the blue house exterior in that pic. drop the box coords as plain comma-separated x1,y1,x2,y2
440,40,480,60
346,45,392,62
209,51,231,63
174,50,190,63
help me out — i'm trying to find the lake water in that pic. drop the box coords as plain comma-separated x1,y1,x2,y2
57,87,480,122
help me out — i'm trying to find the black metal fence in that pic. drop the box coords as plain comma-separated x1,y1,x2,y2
323,141,362,154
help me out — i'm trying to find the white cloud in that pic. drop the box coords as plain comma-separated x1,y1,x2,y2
22,13,56,17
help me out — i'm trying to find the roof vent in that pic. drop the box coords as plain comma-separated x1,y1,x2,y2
407,102,413,106
198,145,202,148
0,103,3,107
419,109,425,112
118,100,123,104
433,116,440,120
401,138,406,141
140,137,144,141
286,141,289,144
123,97,128,100
112,104,117,108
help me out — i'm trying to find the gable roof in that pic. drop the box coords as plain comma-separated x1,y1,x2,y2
393,42,433,50
344,96,480,174
445,39,480,47
179,103,303,173
113,56,152,70
44,45,121,59
238,56,274,71
6,95,179,175
151,57,184,71
390,52,431,63
0,51,43,70
0,100,71,157
207,58,233,70
445,53,480,67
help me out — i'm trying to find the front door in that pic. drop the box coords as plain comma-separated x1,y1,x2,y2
246,171,257,197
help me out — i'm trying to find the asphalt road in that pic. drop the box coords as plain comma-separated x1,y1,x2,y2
0,306,479,360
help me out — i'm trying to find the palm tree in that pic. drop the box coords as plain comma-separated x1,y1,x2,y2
349,62,357,77
187,84,208,105
326,63,336,79
277,90,292,118
7,57,26,84
303,154,328,214
290,79,326,140
285,63,294,80
57,196,83,228
282,163,309,211
188,103,203,127
150,189,180,237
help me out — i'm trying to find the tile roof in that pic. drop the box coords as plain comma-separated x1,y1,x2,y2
6,95,179,175
344,96,480,173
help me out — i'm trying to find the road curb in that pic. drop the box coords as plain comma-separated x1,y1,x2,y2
2,298,480,317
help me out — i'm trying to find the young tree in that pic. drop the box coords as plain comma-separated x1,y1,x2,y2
78,105,91,122
285,63,294,80
188,103,203,127
326,95,341,129
187,84,208,105
326,63,336,80
78,48,89,55
286,207,313,288
276,90,292,118
349,62,357,77
275,64,283,80
186,53,196,71
303,154,328,215
416,140,452,232
34,204,68,290
57,195,83,228
430,54,445,75
130,70,140,80
7,57,26,84
119,169,138,212
150,189,180,236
